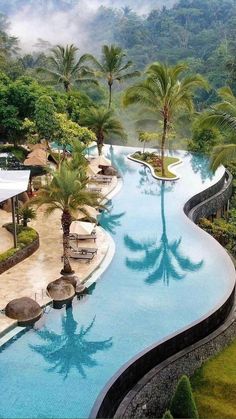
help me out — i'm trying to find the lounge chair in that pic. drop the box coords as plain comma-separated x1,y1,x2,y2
77,247,98,255
86,186,102,193
92,175,112,183
77,233,97,242
68,249,94,263
70,242,98,254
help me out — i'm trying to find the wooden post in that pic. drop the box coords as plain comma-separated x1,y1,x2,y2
11,196,17,248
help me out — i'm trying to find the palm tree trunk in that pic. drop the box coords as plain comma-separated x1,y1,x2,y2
161,116,168,177
97,132,104,156
108,82,112,108
61,209,74,275
143,140,146,154
64,81,70,93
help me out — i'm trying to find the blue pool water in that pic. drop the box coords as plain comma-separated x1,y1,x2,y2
0,146,235,418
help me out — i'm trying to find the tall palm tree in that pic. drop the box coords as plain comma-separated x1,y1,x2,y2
124,182,203,285
30,308,113,379
84,45,140,108
37,44,97,92
199,87,236,171
80,107,126,155
123,62,207,177
32,163,101,275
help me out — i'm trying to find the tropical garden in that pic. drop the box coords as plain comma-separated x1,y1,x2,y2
1,0,236,417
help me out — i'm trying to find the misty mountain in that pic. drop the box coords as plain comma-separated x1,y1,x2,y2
0,0,176,16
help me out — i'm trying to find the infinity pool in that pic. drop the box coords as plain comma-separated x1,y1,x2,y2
0,146,235,418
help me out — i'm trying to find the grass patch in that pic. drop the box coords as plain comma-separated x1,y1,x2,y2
0,224,38,263
191,339,236,419
131,151,179,179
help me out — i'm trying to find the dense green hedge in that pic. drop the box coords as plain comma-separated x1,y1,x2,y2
0,223,38,263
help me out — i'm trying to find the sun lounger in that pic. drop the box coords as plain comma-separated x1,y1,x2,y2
78,247,98,254
92,175,112,183
70,242,98,254
86,186,102,193
77,233,97,242
68,249,94,263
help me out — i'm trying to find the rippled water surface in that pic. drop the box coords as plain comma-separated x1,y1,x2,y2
0,146,234,418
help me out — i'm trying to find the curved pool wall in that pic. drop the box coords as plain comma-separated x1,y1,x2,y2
0,147,235,419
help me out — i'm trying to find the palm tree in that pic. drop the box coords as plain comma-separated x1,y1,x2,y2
199,87,236,171
80,107,126,155
18,206,36,227
84,45,140,108
123,62,207,177
124,182,203,285
30,308,113,379
32,163,101,275
37,44,97,92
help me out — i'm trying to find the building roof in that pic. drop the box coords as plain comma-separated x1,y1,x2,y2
0,170,30,203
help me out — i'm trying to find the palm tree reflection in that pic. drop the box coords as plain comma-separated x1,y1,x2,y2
107,145,135,175
30,308,113,379
124,182,203,285
99,201,125,235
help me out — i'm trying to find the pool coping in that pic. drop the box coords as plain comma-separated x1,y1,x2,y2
89,167,236,419
127,153,183,181
0,177,123,346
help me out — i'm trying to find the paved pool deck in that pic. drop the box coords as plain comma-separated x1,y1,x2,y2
0,177,118,335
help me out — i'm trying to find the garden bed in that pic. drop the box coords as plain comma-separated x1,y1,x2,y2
0,224,39,274
130,151,181,180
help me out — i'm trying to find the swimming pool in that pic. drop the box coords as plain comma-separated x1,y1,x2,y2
0,146,235,418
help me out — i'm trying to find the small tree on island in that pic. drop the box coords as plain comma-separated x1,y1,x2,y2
123,62,207,177
170,375,199,419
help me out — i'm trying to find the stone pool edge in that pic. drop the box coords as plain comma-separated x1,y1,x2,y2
89,167,236,419
127,154,183,181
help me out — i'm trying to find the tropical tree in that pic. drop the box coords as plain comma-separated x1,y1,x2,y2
37,44,97,92
80,107,126,155
84,44,140,108
55,112,96,157
199,86,236,171
18,206,36,227
123,62,207,177
32,163,101,275
34,95,58,144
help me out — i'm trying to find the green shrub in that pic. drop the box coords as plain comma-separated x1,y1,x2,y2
0,247,18,262
162,410,174,419
0,224,38,263
170,375,199,419
18,229,37,245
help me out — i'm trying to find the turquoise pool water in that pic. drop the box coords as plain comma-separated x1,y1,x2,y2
0,146,235,418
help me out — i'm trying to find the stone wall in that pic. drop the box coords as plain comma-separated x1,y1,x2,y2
89,169,235,419
184,170,233,222
0,236,39,275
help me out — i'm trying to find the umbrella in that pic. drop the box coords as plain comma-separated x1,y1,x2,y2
70,221,95,235
90,156,111,167
76,205,99,220
86,164,100,177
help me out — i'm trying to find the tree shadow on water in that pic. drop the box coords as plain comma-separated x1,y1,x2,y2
30,308,113,380
124,181,203,285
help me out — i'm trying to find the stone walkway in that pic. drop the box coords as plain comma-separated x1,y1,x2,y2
0,177,118,335
0,214,13,252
